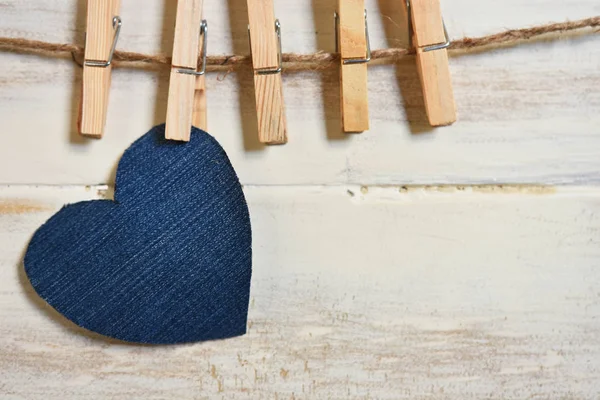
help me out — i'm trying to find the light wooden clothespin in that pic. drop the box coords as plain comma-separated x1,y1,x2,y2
166,0,208,141
247,0,287,144
335,1,371,133
79,0,122,138
407,0,456,126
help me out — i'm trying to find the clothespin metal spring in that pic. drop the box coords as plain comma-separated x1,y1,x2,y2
247,20,283,75
84,16,122,68
176,20,208,77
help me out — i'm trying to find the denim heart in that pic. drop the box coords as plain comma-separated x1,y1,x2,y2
24,125,252,344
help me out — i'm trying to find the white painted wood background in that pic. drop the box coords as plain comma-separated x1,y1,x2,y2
1,0,599,398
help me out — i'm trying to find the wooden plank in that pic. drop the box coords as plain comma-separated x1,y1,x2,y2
0,0,599,184
247,0,278,70
2,1,600,398
1,184,600,398
1,0,596,52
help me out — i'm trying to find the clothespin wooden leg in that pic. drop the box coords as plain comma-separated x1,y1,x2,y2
79,0,122,138
407,0,456,126
247,0,287,145
166,0,206,141
192,20,208,131
192,55,207,130
336,1,370,133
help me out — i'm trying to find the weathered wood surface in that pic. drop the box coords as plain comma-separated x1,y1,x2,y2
1,185,600,398
1,0,600,398
0,0,598,185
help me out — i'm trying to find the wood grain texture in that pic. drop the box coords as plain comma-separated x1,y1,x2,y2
171,0,203,69
338,0,367,59
338,0,370,133
410,0,456,126
79,0,121,137
253,73,287,144
79,65,113,137
247,0,279,70
415,48,456,126
247,0,288,144
1,1,600,395
84,0,121,62
1,185,600,398
165,0,204,141
193,71,208,131
340,63,369,132
1,0,598,184
410,0,445,47
165,69,195,141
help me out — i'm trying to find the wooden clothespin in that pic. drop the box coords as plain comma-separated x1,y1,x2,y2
335,1,371,133
407,0,456,126
79,0,122,138
247,0,287,144
165,0,208,141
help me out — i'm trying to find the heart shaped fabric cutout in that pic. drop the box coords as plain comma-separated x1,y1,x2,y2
24,125,252,344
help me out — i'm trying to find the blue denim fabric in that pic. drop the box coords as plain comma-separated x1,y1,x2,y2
24,125,252,344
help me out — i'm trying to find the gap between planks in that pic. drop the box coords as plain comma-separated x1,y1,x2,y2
0,183,567,192
3,183,600,203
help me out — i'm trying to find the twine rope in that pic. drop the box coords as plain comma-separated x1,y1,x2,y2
0,16,598,72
